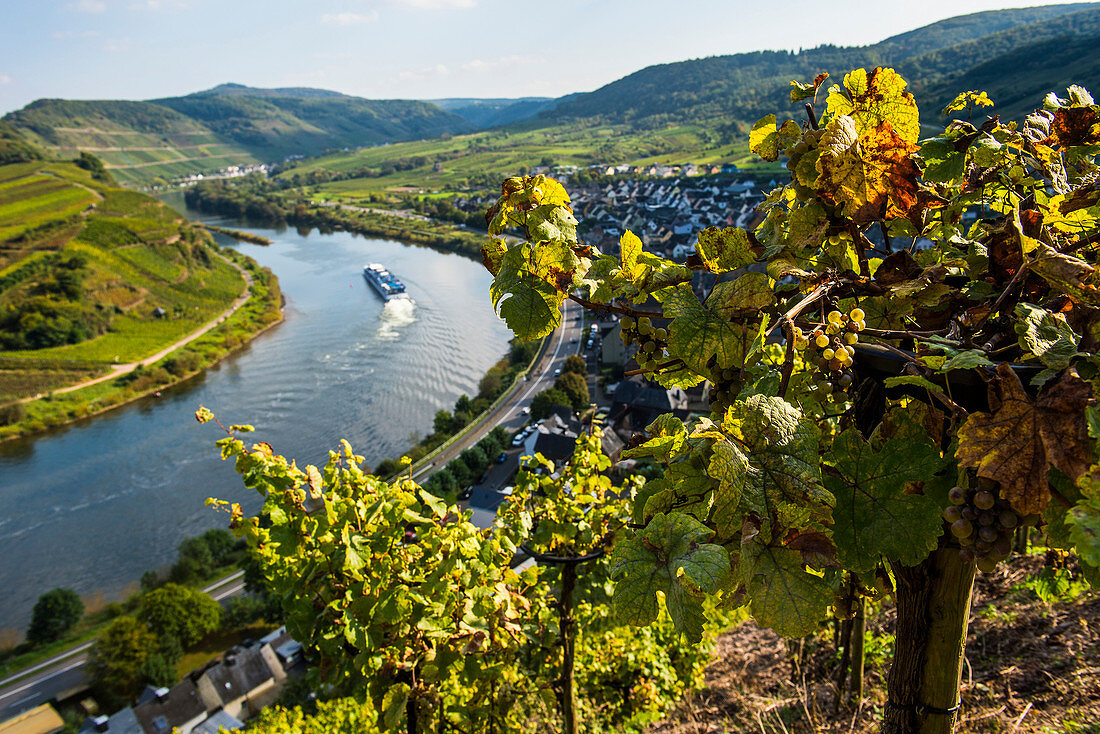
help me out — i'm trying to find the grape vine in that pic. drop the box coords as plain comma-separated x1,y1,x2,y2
481,69,1100,733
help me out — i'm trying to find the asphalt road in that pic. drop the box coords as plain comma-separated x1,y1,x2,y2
0,571,245,720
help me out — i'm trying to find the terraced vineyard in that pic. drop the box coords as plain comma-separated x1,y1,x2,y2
0,159,246,405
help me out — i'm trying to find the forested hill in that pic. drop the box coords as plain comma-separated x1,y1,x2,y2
3,86,472,187
543,3,1100,126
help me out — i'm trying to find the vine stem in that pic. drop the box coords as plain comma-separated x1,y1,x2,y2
778,319,796,398
850,222,871,279
765,283,831,339
567,294,660,318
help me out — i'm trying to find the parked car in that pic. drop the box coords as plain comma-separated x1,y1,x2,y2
521,406,530,415
458,486,473,501
495,452,507,464
512,433,525,447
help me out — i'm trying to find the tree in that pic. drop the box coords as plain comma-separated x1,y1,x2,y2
562,354,586,375
480,72,1100,734
27,588,83,645
201,528,238,566
89,616,158,705
553,372,589,411
459,446,488,475
530,388,571,420
138,583,222,647
433,409,455,435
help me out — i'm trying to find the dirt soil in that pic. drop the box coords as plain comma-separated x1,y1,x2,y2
650,554,1099,733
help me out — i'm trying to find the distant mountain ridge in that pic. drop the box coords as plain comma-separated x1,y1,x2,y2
4,85,473,186
6,2,1100,187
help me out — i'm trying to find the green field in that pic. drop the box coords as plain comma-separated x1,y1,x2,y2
281,118,778,201
0,172,96,240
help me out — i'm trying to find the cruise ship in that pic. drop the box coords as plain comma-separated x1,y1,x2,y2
362,263,409,300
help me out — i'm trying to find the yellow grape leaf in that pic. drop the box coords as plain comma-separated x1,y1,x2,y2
942,90,994,115
815,116,920,224
750,115,801,162
826,67,920,144
956,365,1093,515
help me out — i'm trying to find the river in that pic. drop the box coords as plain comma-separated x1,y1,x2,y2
0,200,512,629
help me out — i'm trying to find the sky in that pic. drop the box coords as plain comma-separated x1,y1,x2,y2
0,0,1092,114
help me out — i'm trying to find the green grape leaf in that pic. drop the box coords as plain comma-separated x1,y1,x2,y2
530,206,578,243
741,543,832,637
623,413,687,462
695,226,756,273
884,375,942,392
716,395,830,534
1067,497,1100,567
750,115,801,162
487,175,572,236
707,272,775,315
826,67,920,144
643,458,715,522
664,283,746,374
610,512,730,642
919,135,968,183
787,202,828,250
1015,303,1080,370
790,73,829,103
382,683,411,732
939,349,996,372
489,243,567,340
824,428,945,572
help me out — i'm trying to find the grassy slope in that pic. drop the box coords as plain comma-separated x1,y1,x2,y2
0,159,246,403
3,87,473,187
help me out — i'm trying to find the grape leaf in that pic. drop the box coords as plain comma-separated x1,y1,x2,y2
816,116,921,224
1067,497,1100,567
487,175,572,237
1030,243,1100,303
956,365,1094,515
884,375,942,392
664,283,747,374
740,543,832,637
943,91,994,114
610,512,730,642
489,245,564,340
824,429,945,571
790,73,829,103
481,237,507,276
826,67,920,144
707,272,775,314
1014,302,1080,370
714,395,830,534
695,227,756,273
939,349,995,372
623,413,687,463
750,115,801,162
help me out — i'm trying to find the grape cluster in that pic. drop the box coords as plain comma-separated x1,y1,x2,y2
794,308,865,399
706,363,740,406
785,129,826,201
945,478,1021,573
620,316,669,373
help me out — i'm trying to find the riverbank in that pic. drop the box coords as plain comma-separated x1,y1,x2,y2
0,248,282,442
197,223,273,245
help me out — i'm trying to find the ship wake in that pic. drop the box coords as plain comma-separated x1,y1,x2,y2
377,297,417,340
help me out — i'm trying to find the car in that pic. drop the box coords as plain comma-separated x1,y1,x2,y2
521,406,530,415
570,338,578,343
511,433,525,447
586,340,594,349
554,368,561,376
458,486,473,501
501,486,514,496
495,452,507,464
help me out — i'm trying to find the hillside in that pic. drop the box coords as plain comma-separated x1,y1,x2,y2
3,86,472,187
431,97,559,128
544,3,1100,125
0,155,248,407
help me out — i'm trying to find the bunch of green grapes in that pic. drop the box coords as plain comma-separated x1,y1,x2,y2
784,128,825,201
945,478,1023,573
619,315,669,373
706,363,741,406
793,307,865,398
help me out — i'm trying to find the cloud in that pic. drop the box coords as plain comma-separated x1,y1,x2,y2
320,11,379,25
461,55,542,73
67,0,106,12
397,64,451,82
0,74,10,85
388,0,476,9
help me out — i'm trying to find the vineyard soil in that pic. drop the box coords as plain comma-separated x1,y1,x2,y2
650,553,1100,733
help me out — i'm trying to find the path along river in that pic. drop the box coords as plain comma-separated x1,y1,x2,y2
0,199,512,629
